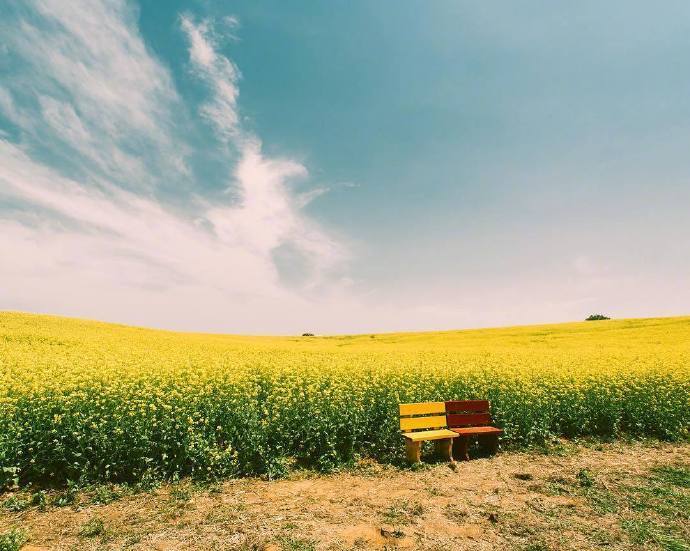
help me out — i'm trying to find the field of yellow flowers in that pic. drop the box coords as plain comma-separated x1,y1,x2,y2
1,312,688,487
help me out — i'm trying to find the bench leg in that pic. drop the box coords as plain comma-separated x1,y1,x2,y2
453,435,470,461
483,433,499,455
405,439,421,463
434,438,454,462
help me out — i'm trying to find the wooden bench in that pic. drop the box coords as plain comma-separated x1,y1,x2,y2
445,400,503,461
399,401,459,463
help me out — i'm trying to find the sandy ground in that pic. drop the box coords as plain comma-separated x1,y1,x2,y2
2,441,689,550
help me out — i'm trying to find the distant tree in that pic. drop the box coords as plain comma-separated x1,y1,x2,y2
302,333,315,337
585,314,610,321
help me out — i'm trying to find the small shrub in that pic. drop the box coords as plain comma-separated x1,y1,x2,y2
91,485,119,505
30,491,47,509
1,496,28,513
79,517,104,538
52,485,78,507
577,468,595,488
169,485,191,502
0,528,27,551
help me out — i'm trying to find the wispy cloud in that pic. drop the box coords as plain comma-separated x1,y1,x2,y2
178,14,344,280
180,14,242,142
0,0,348,333
1,0,186,187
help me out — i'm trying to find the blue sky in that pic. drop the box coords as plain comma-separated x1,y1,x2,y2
1,0,689,334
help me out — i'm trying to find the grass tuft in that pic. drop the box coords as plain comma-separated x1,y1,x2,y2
79,517,105,538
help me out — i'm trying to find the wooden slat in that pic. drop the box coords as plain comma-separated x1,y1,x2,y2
399,401,446,416
403,429,458,441
446,413,492,427
445,400,490,413
451,426,503,435
400,415,448,432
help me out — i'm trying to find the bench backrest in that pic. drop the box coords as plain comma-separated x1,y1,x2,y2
445,400,493,428
399,401,448,433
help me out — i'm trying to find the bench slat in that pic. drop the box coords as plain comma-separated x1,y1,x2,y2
399,401,446,416
404,429,458,442
400,414,448,432
445,400,490,413
451,426,503,435
447,413,492,427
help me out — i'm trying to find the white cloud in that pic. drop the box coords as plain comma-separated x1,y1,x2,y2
0,0,188,190
178,15,345,287
0,87,34,131
180,14,242,141
0,0,351,333
27,0,177,136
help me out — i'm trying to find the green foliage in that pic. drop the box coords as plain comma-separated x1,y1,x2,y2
90,484,120,505
586,314,610,320
0,529,27,551
1,496,28,512
585,463,690,550
651,465,690,488
577,468,594,488
277,536,316,551
30,490,47,509
169,485,191,502
79,517,104,538
52,481,78,507
522,544,550,551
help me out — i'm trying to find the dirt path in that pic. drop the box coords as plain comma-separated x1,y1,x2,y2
2,441,689,550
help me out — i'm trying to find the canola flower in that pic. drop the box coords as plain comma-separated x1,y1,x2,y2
1,312,688,486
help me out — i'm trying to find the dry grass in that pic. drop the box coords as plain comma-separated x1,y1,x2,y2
1,440,688,550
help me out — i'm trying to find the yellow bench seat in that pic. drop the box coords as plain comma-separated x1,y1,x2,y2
403,429,459,442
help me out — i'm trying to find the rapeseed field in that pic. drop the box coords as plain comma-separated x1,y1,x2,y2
1,312,688,486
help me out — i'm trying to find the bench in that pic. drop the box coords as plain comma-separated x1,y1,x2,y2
445,400,503,461
399,401,458,463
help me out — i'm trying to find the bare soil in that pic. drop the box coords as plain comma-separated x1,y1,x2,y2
2,440,688,550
